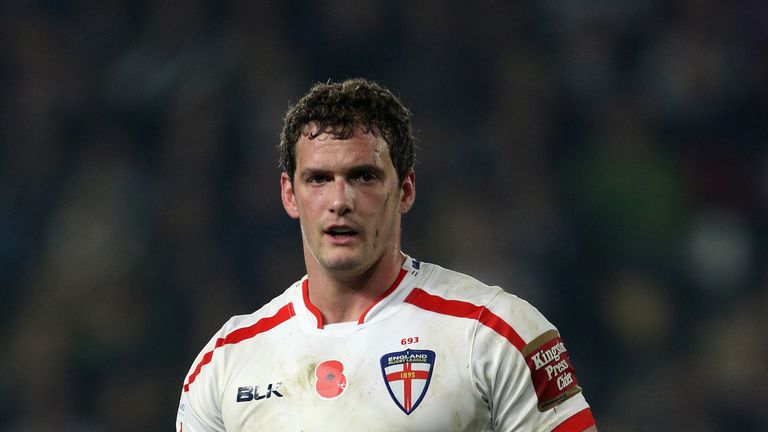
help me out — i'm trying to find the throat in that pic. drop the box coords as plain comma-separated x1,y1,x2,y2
302,249,408,325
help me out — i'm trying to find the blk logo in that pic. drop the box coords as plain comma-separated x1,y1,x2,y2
236,383,283,402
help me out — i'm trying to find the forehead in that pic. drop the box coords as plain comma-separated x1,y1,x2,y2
295,128,392,169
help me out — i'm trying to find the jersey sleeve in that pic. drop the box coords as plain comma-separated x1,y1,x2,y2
471,291,595,432
176,327,228,432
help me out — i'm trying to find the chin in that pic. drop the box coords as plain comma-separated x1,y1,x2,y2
324,259,364,273
319,253,367,274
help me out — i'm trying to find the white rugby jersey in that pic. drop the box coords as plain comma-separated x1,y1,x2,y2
177,256,595,431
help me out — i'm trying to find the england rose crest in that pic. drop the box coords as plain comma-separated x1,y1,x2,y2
380,349,436,415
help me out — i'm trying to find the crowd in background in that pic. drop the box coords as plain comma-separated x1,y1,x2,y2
1,1,766,430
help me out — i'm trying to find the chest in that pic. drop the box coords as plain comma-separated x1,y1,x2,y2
218,314,491,431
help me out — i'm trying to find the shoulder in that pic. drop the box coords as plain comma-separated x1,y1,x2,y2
181,280,301,389
214,280,301,340
177,279,303,428
411,261,503,303
410,261,555,345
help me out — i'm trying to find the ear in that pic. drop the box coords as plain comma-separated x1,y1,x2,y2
281,172,300,219
399,169,416,214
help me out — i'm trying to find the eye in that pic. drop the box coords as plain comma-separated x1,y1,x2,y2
353,172,377,183
306,175,330,185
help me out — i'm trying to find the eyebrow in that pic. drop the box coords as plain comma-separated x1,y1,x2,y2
299,164,386,179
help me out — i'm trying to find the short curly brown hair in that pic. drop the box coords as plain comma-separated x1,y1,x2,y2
279,78,416,184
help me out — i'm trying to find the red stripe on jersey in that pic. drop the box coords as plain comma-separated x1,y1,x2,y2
183,303,296,392
404,360,412,411
357,268,408,324
302,279,324,328
404,288,526,352
551,408,596,432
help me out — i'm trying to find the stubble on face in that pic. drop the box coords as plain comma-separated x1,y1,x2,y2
291,129,403,280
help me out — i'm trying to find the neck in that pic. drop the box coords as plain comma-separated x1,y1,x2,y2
304,249,405,325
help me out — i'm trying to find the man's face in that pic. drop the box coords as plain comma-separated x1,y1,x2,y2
281,127,415,279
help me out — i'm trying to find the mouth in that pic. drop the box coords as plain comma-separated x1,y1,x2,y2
324,226,359,239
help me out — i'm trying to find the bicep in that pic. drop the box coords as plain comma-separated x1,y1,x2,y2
475,293,596,431
177,379,226,432
177,332,228,431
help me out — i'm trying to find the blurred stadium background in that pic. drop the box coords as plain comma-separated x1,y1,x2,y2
1,1,766,430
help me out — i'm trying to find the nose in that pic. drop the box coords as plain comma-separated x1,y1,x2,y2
329,178,354,216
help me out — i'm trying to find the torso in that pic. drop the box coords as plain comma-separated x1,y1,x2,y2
178,257,593,432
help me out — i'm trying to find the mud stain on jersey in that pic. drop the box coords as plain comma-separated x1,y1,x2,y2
304,361,317,388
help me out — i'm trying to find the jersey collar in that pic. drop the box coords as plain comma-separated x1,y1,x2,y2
293,255,422,330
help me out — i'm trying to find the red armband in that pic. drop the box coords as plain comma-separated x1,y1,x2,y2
522,330,583,411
